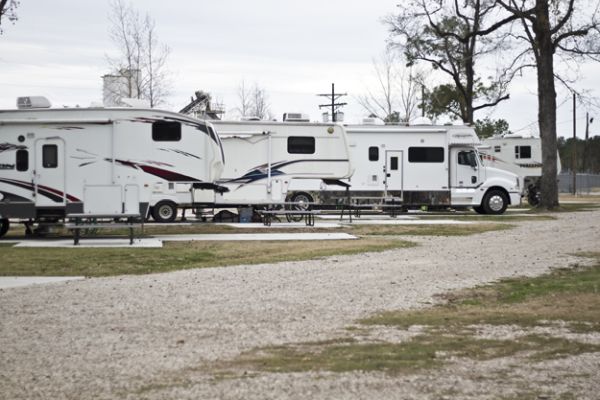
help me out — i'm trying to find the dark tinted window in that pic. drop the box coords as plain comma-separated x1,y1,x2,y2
390,156,398,171
16,149,28,171
152,121,181,141
42,145,58,168
458,150,474,166
408,147,444,163
368,146,379,161
288,136,315,154
515,145,531,159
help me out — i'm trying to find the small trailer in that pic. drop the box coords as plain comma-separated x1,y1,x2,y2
288,123,523,214
194,119,353,212
0,97,225,237
479,134,561,205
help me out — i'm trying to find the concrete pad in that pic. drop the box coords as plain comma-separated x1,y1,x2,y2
154,233,357,241
224,222,342,229
14,238,163,248
342,219,473,225
318,214,418,221
0,276,85,289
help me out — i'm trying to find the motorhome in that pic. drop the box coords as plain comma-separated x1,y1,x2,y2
478,134,561,205
196,119,353,209
287,122,523,214
0,97,225,236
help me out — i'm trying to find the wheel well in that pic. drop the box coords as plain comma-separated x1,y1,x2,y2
485,186,511,204
288,191,314,203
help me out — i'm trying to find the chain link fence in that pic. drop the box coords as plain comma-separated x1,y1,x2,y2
558,173,600,194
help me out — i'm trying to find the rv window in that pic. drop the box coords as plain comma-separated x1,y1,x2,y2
368,146,379,161
408,147,444,163
152,121,181,141
42,145,58,168
288,136,315,154
390,156,399,171
16,150,29,171
494,146,501,152
515,145,531,159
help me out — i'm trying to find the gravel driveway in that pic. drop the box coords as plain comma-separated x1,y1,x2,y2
1,210,599,399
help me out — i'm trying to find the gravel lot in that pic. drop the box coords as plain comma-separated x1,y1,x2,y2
1,210,599,399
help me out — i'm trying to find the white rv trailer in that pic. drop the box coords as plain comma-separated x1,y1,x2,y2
288,123,523,214
478,134,561,205
0,98,225,236
196,120,352,208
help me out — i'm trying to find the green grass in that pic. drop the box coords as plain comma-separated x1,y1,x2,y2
0,219,514,277
347,222,514,236
222,253,600,377
0,238,414,277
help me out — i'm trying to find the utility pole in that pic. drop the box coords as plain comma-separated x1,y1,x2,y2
317,83,347,122
572,92,577,195
583,113,593,172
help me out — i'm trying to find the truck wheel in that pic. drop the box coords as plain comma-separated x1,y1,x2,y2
472,206,486,214
286,192,313,222
482,189,509,215
0,218,9,238
151,201,177,223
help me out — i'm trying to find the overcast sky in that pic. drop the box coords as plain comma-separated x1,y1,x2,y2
0,0,598,138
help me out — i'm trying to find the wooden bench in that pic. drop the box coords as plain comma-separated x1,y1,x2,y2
65,213,142,245
257,210,321,227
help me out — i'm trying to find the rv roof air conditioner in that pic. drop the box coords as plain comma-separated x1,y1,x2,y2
17,96,52,109
283,112,310,122
410,116,433,126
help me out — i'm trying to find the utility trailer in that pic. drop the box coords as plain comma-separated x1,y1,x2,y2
0,97,225,237
479,134,561,205
194,120,352,217
288,123,523,214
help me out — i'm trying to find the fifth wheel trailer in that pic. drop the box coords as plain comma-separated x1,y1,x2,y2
194,119,353,209
478,134,561,205
288,123,523,214
0,97,225,236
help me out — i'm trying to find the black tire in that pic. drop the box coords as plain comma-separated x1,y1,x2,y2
472,205,486,214
286,192,313,223
0,218,9,238
481,189,509,215
151,201,178,223
527,185,540,207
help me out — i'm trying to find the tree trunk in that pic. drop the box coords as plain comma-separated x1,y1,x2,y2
534,2,560,209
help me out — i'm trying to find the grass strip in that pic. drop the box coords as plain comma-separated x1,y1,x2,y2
0,238,414,277
224,253,600,376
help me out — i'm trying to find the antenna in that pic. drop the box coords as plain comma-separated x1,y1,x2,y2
317,83,347,122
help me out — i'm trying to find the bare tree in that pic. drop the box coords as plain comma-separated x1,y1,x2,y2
141,14,171,107
0,0,19,33
357,50,425,124
106,0,171,107
235,80,253,117
234,80,273,120
484,0,600,209
249,83,273,120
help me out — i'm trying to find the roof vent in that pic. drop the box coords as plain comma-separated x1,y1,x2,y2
17,96,52,109
283,112,310,122
362,117,379,125
240,116,261,121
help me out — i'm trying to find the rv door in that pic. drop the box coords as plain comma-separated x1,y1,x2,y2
384,150,403,198
450,147,480,188
34,138,66,207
